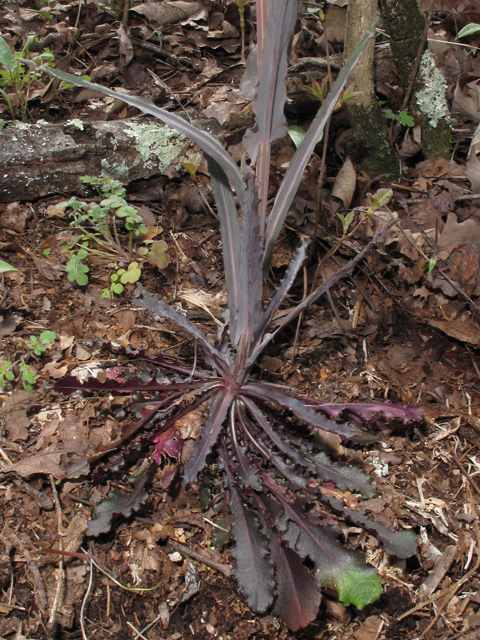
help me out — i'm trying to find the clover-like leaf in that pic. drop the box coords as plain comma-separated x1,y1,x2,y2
147,240,170,270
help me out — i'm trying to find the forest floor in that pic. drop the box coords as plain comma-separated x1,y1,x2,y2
1,1,480,639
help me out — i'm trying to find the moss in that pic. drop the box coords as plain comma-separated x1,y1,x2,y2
421,116,451,159
382,0,425,89
348,104,398,176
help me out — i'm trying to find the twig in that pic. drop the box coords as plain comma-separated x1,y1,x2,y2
168,540,232,577
47,476,65,634
4,527,48,615
80,558,93,640
127,621,149,640
290,264,308,365
451,450,480,497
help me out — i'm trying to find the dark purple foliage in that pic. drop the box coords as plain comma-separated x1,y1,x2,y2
46,3,421,630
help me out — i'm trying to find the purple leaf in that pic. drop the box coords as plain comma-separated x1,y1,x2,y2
242,0,297,227
320,494,417,559
244,398,375,496
134,288,234,383
271,537,321,631
229,402,262,491
34,65,246,205
88,463,156,536
207,159,241,344
262,474,383,608
55,375,209,394
183,389,234,484
224,459,275,613
263,20,377,272
242,382,361,441
152,426,183,464
252,238,309,351
301,399,424,427
236,170,263,345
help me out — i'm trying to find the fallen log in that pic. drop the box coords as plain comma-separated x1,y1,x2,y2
0,117,187,202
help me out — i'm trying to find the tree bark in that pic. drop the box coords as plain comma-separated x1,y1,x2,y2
344,0,398,176
381,0,451,159
0,118,187,202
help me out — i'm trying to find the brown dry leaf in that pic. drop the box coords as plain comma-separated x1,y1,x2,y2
63,513,89,554
398,124,422,159
453,73,480,123
427,315,480,346
429,243,479,297
331,157,356,209
3,390,31,441
0,202,30,233
207,20,239,39
0,312,21,336
116,310,136,330
353,615,383,640
438,212,480,255
117,25,134,66
324,5,346,43
42,361,69,379
0,448,64,478
31,254,63,281
175,407,205,440
130,1,202,27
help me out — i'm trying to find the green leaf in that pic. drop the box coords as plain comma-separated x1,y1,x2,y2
101,289,111,299
119,262,141,284
428,258,437,273
146,240,170,270
336,568,383,610
0,259,18,274
287,125,306,149
0,36,14,73
111,282,124,294
40,330,56,345
457,23,480,39
398,110,414,127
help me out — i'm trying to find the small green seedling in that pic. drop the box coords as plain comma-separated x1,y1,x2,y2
0,34,55,122
102,272,125,299
384,109,415,128
337,211,355,235
428,258,436,273
66,249,90,286
19,361,37,393
27,330,57,355
0,360,14,389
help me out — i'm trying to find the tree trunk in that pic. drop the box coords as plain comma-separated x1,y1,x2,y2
381,0,451,159
344,0,398,176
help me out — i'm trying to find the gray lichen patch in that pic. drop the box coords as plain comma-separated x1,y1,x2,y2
415,50,449,128
124,122,185,171
65,119,85,130
100,158,130,181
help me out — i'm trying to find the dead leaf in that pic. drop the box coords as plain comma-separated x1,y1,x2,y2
0,202,30,233
453,73,480,123
0,448,64,478
3,390,31,441
130,2,202,27
0,312,21,336
353,615,383,640
117,25,134,67
438,212,480,256
331,157,356,209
